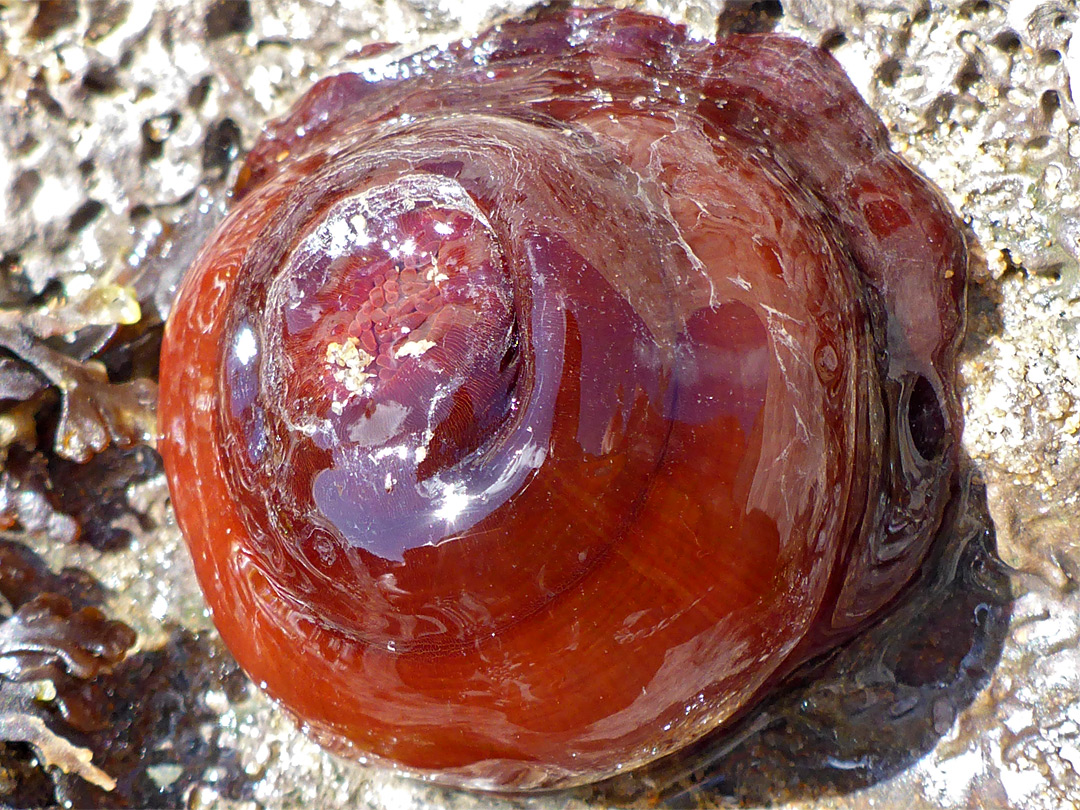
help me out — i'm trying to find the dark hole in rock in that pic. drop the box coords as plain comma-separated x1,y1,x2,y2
0,254,33,303
955,56,981,93
924,93,956,124
959,0,991,16
992,30,1022,52
876,58,902,87
128,203,151,222
26,86,64,119
29,0,78,40
12,170,41,212
202,118,242,176
82,63,120,95
205,0,253,40
15,134,40,158
821,30,847,51
140,113,180,162
188,76,213,109
33,279,65,308
1041,89,1061,121
715,0,783,34
86,0,131,42
67,200,104,235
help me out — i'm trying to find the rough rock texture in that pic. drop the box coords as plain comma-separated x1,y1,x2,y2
0,0,1077,808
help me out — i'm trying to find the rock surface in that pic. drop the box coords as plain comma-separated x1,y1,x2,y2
0,1,1077,808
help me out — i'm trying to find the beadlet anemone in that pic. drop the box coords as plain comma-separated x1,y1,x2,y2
158,6,967,791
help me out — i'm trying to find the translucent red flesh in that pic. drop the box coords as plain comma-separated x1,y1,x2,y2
159,7,966,790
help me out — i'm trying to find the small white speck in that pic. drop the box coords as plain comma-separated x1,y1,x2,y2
234,325,258,366
151,594,169,620
325,336,374,393
394,339,436,359
349,212,372,246
425,261,449,285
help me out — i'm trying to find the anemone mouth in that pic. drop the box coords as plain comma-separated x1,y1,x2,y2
266,177,509,411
